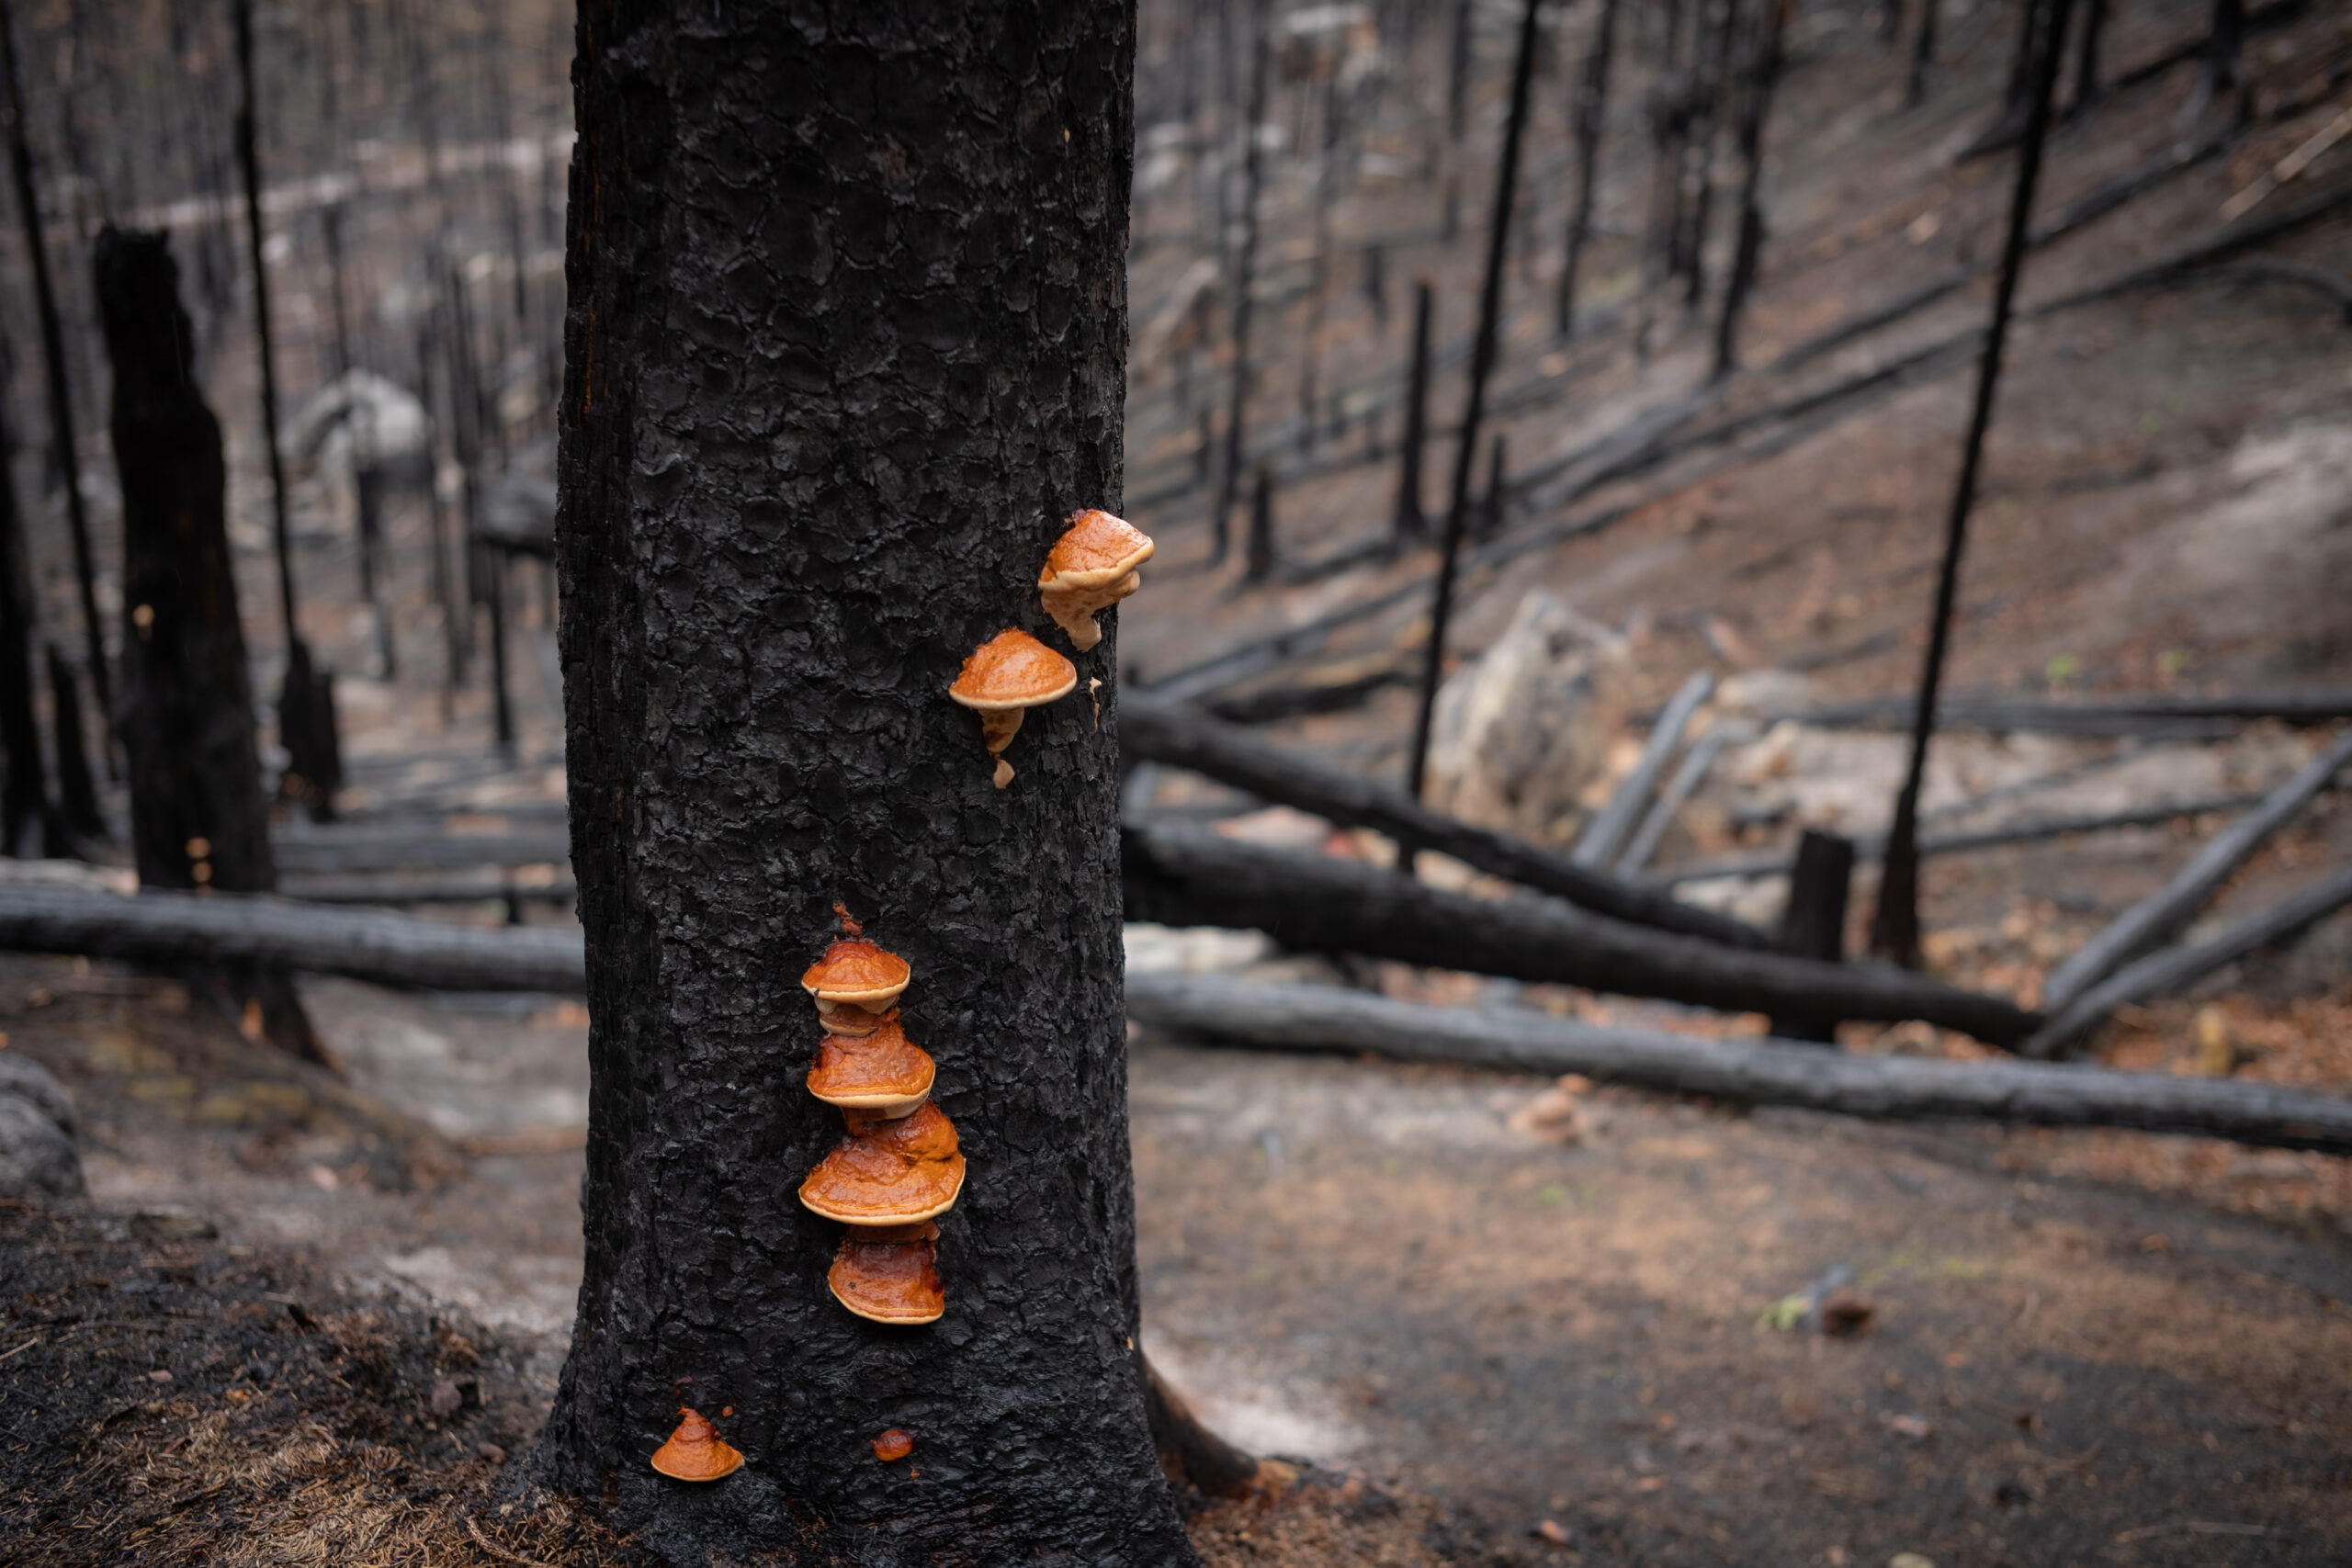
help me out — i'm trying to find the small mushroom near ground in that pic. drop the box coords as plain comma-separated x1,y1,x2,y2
947,628,1077,788
1038,509,1155,652
799,1100,967,1225
873,1428,915,1462
801,903,911,1015
828,1221,945,1325
807,1017,937,1118
650,1407,745,1482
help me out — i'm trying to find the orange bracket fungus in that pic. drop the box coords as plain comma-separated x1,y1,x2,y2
800,1101,967,1225
873,1428,916,1462
1037,508,1155,652
807,1015,937,1118
800,903,913,1033
799,909,961,1323
650,1406,745,1482
947,628,1076,788
829,1221,946,1325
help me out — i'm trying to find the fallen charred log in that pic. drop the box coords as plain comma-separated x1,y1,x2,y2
272,829,573,875
1120,694,1767,950
1125,972,2352,1156
0,884,584,993
2026,862,2352,1059
1121,824,2038,1045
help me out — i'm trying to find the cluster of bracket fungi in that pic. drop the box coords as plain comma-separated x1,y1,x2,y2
949,509,1154,788
648,510,1151,1480
797,906,964,1325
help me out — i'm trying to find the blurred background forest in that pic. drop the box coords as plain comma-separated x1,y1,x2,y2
1,0,2350,1562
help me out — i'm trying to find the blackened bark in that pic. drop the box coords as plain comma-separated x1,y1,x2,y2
537,6,1192,1563
1905,0,1938,107
1245,462,1275,581
1410,0,1542,804
2066,0,2104,115
1557,0,1620,337
1871,0,2074,966
1213,23,1271,565
1392,276,1434,545
94,227,322,1066
1,0,112,749
47,648,104,843
1712,0,1788,380
1768,829,1854,1042
230,0,299,651
0,388,53,855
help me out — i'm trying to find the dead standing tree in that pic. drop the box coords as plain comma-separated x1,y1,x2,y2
0,386,57,855
1,0,112,761
1408,0,1543,805
232,0,340,820
1557,0,1622,337
1212,13,1272,567
1871,0,2075,966
535,3,1201,1560
93,227,322,1066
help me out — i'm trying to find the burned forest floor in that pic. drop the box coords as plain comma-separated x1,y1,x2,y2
2,931,2349,1566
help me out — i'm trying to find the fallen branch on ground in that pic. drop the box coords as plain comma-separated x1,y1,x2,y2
2027,862,2352,1058
273,829,573,875
1782,687,2352,733
1121,823,2038,1044
0,885,585,992
1124,973,2352,1155
1651,792,2268,886
1121,694,1767,949
2041,729,2352,1010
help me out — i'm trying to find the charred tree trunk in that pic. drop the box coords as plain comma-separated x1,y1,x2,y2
1871,0,2074,966
1713,0,1788,379
0,389,54,856
2066,0,2105,116
1392,276,1435,546
46,648,104,844
1768,829,1855,1042
1410,0,1543,803
1245,463,1275,581
1905,0,1939,107
2199,0,2250,125
1,0,112,761
1213,22,1271,567
1557,0,1621,337
93,227,322,1066
534,6,1193,1562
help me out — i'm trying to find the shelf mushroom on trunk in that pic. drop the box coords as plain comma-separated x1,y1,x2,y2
947,628,1077,789
650,1407,745,1482
1037,508,1155,652
798,907,964,1326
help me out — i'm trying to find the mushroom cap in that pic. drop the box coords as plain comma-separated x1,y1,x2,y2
807,1019,937,1117
1039,509,1156,590
799,1100,967,1226
947,629,1077,713
801,939,912,1007
650,1406,746,1482
827,1221,945,1325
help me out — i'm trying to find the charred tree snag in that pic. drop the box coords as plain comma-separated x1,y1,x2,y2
1905,0,1938,107
231,0,336,822
93,227,322,1068
1768,829,1856,1043
46,648,104,845
1393,276,1435,547
1,0,111,755
1557,0,1621,337
1713,0,1788,380
1409,0,1543,807
535,6,1193,1562
2067,0,2106,116
1213,22,1272,569
0,390,54,856
1870,0,2074,969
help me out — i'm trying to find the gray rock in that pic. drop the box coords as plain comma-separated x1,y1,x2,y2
0,1053,76,1137
0,1095,84,1198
